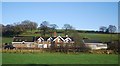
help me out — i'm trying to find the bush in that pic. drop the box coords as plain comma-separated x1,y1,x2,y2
107,40,118,52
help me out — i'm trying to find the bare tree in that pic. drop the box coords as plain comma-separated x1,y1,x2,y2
2,20,38,37
39,21,49,37
50,24,58,30
49,24,58,36
21,20,38,31
71,30,84,53
62,24,74,36
108,25,117,33
99,26,107,32
108,25,117,42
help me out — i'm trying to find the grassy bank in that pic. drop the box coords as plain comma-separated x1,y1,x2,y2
2,53,118,64
2,37,13,44
79,33,118,42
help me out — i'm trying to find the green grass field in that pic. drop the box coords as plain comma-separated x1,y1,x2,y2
2,33,118,44
19,30,119,42
2,37,13,44
2,53,118,64
79,33,118,42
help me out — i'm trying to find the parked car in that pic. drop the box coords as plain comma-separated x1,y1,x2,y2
4,43,16,49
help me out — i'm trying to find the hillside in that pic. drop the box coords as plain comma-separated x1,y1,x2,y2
2,29,118,44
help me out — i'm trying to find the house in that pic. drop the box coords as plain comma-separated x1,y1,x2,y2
37,37,44,43
53,36,65,43
11,35,108,50
83,39,107,50
47,37,53,42
64,37,74,43
12,35,74,49
36,35,74,48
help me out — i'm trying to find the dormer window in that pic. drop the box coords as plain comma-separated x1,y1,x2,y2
47,37,53,42
38,37,44,43
65,37,72,43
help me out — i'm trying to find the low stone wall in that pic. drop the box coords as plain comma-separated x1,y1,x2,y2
2,49,45,53
88,50,115,54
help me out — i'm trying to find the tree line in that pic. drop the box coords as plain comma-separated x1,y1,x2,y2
0,20,117,37
1,20,38,37
1,20,75,37
99,25,117,33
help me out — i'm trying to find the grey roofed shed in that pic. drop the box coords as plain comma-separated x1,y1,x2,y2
13,36,35,42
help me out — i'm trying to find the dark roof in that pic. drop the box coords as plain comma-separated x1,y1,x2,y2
83,39,102,43
63,37,74,41
13,36,35,42
13,36,74,42
35,37,57,41
35,36,74,41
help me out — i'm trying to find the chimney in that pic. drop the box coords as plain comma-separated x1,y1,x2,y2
66,35,68,37
54,31,57,37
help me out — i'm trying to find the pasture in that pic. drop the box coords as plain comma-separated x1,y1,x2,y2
2,37,12,44
2,33,118,44
2,53,118,64
79,33,118,42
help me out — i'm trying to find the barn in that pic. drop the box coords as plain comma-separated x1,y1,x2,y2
12,36,36,48
83,39,107,50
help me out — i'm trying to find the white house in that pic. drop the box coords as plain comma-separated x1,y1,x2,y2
37,37,44,43
53,36,65,43
47,37,53,43
12,36,74,49
64,37,72,43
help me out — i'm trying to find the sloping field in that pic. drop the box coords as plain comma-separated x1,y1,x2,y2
2,33,118,44
79,33,118,42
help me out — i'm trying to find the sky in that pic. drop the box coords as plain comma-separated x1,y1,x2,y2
1,0,119,2
2,2,118,31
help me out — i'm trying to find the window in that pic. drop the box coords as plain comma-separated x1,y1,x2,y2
97,44,107,47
